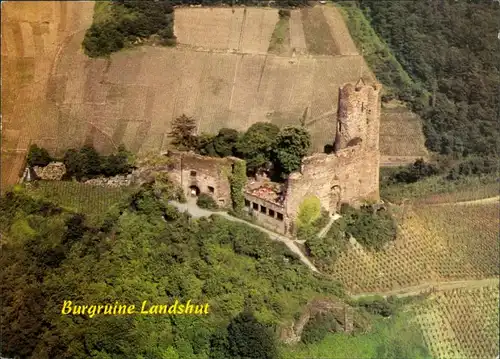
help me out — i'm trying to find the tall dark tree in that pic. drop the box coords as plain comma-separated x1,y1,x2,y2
227,310,277,359
170,114,198,151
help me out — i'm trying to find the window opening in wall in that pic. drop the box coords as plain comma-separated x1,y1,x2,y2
268,209,275,217
190,170,197,177
277,212,283,221
260,205,267,214
361,102,364,112
219,199,225,205
252,202,259,210
245,199,250,207
208,186,214,193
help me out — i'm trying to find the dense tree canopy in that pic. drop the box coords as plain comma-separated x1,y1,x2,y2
63,145,133,180
83,0,175,57
358,0,500,158
235,122,280,174
272,126,311,175
0,186,344,358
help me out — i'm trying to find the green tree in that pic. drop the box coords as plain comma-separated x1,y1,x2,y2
27,144,52,167
170,114,198,151
235,122,279,174
196,133,218,157
101,145,133,176
227,310,277,359
213,128,239,157
272,126,311,175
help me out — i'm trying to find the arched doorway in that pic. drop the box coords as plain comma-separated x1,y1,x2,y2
329,185,341,213
189,185,200,197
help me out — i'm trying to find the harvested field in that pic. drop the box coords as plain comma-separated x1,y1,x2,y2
46,43,374,154
289,10,307,55
1,1,94,190
329,203,500,294
321,6,359,55
414,284,499,359
174,7,277,54
240,8,279,54
300,6,339,55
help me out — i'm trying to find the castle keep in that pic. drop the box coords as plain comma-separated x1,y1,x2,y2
167,80,381,235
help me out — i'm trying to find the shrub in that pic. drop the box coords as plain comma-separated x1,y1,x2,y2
388,158,440,184
229,161,247,212
342,205,397,251
301,312,339,344
278,9,291,18
296,196,321,228
83,22,124,58
27,144,52,167
197,193,218,210
355,296,394,317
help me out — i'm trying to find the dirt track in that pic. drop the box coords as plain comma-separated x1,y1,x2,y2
350,277,499,299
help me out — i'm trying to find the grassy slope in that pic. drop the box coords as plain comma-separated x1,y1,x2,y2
381,173,498,204
268,16,291,55
281,311,431,359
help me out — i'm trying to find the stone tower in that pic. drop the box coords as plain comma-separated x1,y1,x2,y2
334,79,381,152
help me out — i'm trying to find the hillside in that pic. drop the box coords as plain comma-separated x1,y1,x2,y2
1,2,429,190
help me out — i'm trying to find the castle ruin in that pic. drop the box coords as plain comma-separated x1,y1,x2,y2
166,80,381,235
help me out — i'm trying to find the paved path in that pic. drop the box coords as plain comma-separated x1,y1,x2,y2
168,200,319,272
317,214,341,238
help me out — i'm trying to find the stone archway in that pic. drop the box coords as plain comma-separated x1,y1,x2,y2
329,185,341,213
189,185,200,197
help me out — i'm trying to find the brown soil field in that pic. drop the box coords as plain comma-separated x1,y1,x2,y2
174,7,278,54
300,6,339,55
1,1,94,190
289,10,307,55
1,3,424,188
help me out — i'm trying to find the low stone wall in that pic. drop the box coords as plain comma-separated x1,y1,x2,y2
83,174,132,187
33,162,66,180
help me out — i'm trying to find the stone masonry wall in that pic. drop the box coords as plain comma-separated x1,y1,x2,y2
243,192,286,234
166,150,243,208
284,82,381,231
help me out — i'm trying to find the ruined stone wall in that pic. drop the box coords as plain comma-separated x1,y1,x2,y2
243,192,286,234
334,82,381,152
285,82,381,230
284,146,379,226
165,150,243,208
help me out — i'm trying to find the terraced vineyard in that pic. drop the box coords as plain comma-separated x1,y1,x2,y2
414,284,499,359
23,181,135,225
329,203,499,294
